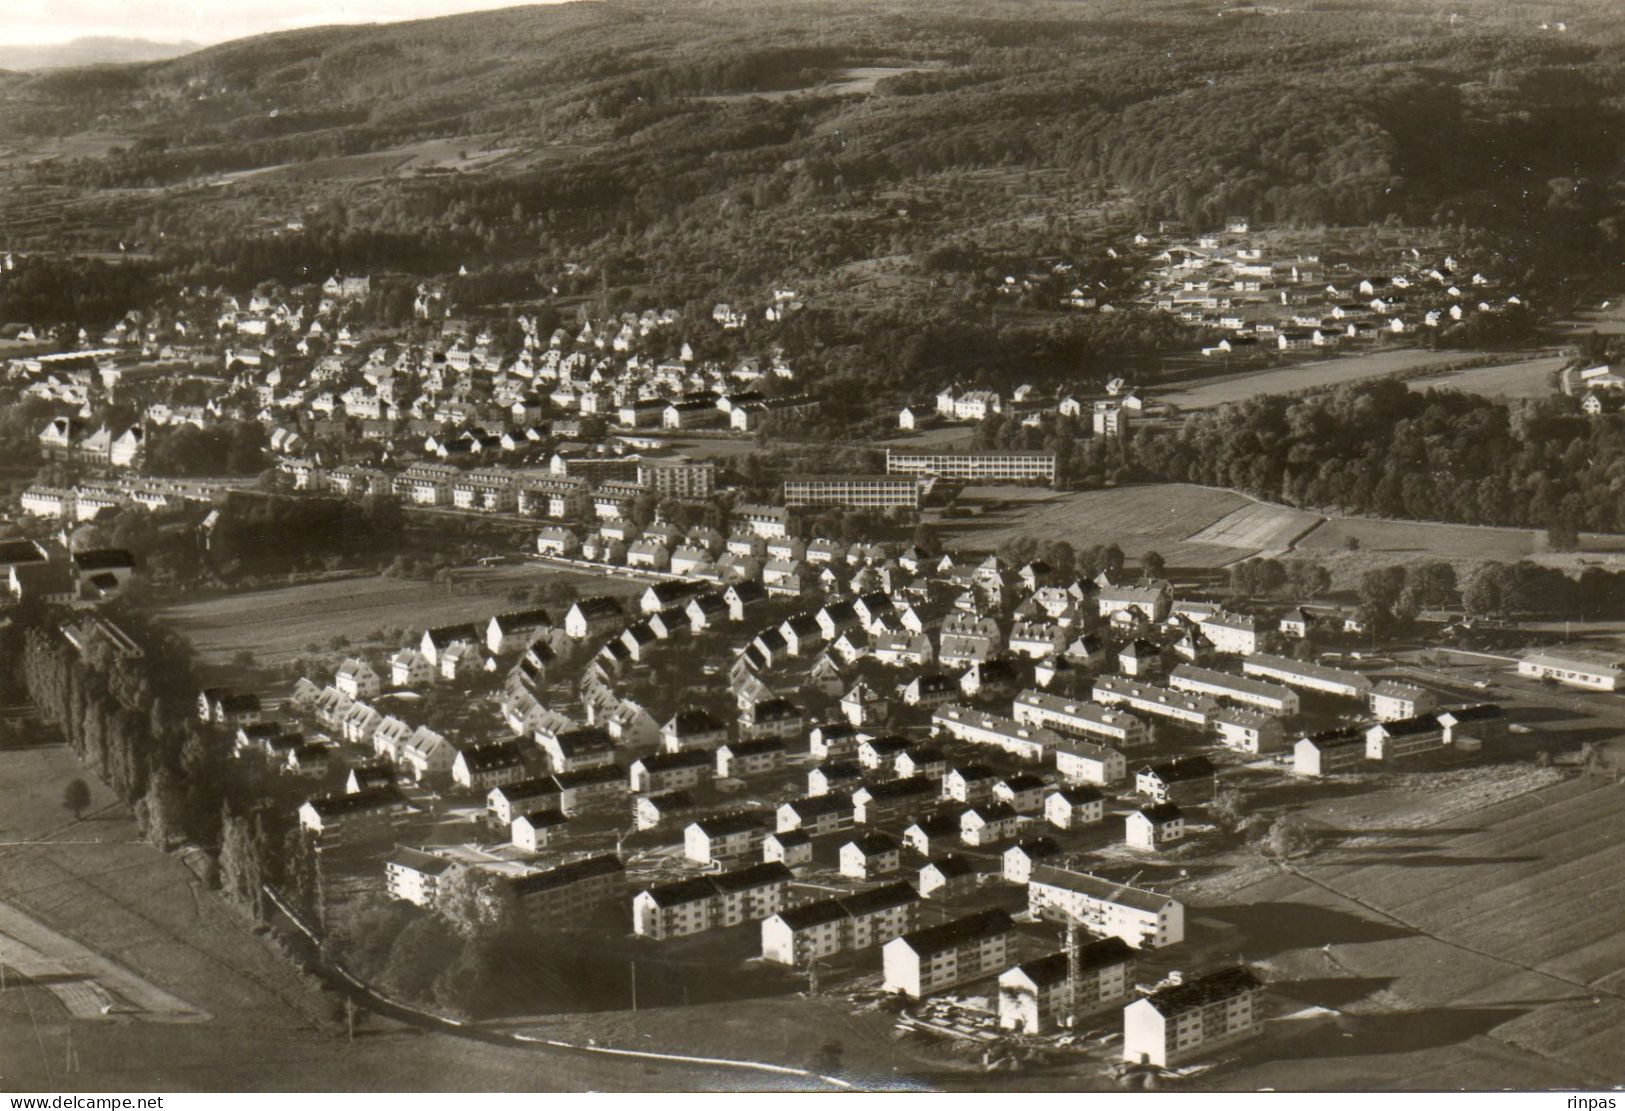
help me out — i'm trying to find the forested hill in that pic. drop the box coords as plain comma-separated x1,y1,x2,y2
1,0,1622,362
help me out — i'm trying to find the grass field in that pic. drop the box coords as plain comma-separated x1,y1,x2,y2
937,483,1625,578
934,484,1316,568
1157,348,1506,410
1406,354,1567,399
157,565,646,666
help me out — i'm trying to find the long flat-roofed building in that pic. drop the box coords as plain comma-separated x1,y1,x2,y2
885,449,1056,484
1517,648,1624,691
783,474,920,509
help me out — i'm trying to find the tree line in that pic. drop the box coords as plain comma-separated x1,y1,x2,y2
1130,379,1624,535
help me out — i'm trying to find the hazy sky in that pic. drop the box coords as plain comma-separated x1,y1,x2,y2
6,0,562,46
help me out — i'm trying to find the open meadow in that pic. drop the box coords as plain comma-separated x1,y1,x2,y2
156,565,646,667
936,483,1625,581
934,484,1318,568
1157,348,1510,410
1406,354,1568,400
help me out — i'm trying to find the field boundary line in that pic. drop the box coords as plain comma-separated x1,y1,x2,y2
1280,808,1625,1003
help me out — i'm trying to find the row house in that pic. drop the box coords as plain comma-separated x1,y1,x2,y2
931,705,1061,763
1014,689,1149,748
882,909,1016,999
760,882,920,966
632,862,792,939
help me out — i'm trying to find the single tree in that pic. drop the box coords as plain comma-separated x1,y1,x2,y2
62,778,92,820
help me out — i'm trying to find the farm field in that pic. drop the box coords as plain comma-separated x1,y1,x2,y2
1207,772,1625,1091
1157,348,1506,410
1406,354,1567,399
156,565,645,666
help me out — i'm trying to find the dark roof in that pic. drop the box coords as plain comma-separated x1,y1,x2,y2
636,750,713,772
571,595,624,619
776,898,850,930
1011,836,1061,858
723,737,785,756
0,540,46,564
909,810,962,837
710,861,792,894
1145,755,1215,783
925,854,978,879
458,740,526,772
306,785,404,817
691,811,768,837
1137,802,1184,824
1143,966,1262,1016
949,762,997,781
517,807,568,828
1010,938,1134,986
553,764,624,789
1375,714,1440,737
494,606,553,629
860,777,935,801
839,881,920,916
783,793,853,818
1438,703,1504,723
642,875,722,907
1054,785,1104,805
845,831,899,855
552,727,613,755
492,776,558,801
895,909,1014,956
1000,773,1047,791
1303,727,1366,750
670,707,725,733
72,548,136,571
769,828,812,847
641,789,695,811
509,853,623,896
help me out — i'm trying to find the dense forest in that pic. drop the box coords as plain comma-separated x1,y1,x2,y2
1127,379,1625,534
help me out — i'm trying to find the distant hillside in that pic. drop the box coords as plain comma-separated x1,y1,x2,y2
0,36,198,71
0,0,1621,398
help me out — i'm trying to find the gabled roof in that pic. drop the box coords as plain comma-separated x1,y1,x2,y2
509,853,623,896
894,909,1014,956
1008,937,1134,987
1135,802,1184,824
1141,966,1261,1016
